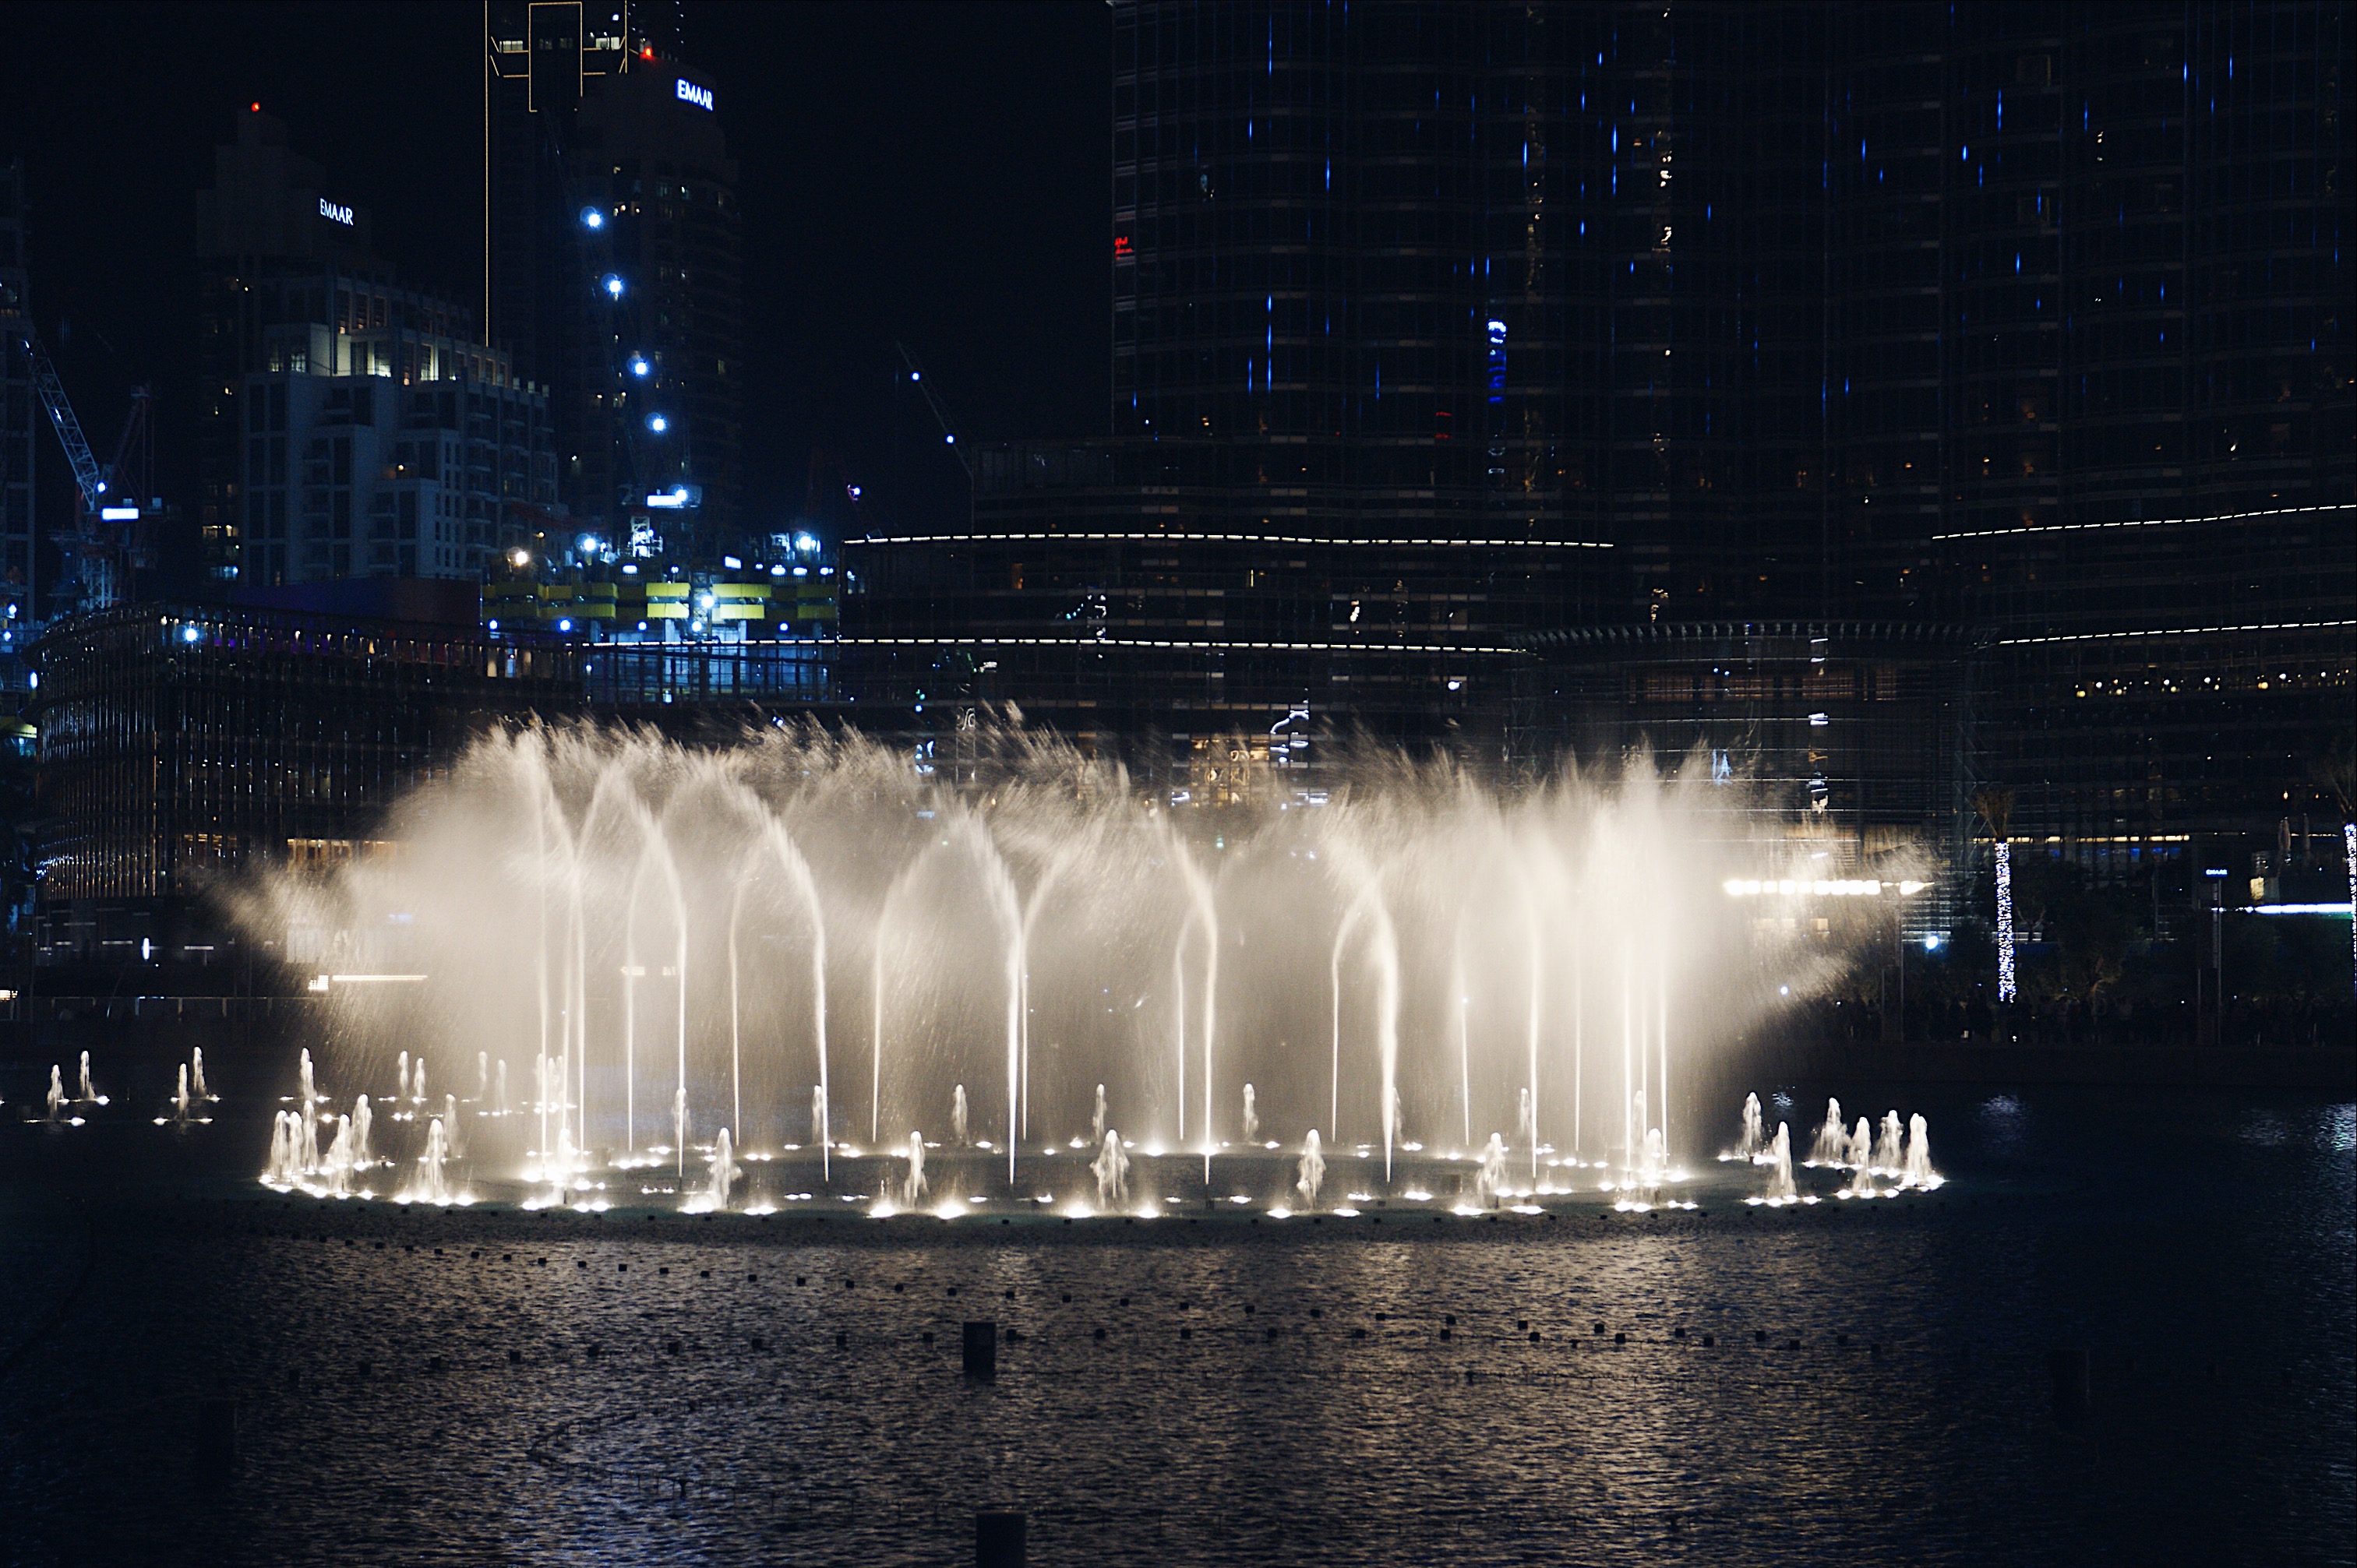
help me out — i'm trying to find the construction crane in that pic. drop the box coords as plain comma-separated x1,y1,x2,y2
2,315,152,614
895,341,971,479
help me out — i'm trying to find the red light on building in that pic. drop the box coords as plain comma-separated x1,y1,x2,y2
249,101,261,113
1113,234,1133,258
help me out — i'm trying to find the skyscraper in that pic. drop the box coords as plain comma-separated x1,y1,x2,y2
484,3,741,555
846,0,2352,877
195,107,556,587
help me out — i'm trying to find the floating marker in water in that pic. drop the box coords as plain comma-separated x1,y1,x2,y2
962,1321,997,1377
976,1510,1026,1568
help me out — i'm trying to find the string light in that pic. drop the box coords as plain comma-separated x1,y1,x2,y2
1994,839,2017,1003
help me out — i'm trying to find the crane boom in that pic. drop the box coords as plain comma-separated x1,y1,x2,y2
4,320,105,508
895,341,972,478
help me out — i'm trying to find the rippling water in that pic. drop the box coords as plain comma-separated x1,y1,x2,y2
2,1084,2350,1566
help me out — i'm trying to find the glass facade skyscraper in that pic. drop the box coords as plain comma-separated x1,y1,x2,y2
848,0,2350,873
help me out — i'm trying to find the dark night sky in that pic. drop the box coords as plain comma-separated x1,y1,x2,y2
0,1,1110,554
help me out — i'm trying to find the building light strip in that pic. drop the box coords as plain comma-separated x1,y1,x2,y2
826,636,1525,655
1995,618,2357,647
2246,904,2355,918
845,532,1611,549
1933,502,2352,542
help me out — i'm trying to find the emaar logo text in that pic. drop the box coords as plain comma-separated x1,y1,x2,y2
675,78,713,111
318,198,354,226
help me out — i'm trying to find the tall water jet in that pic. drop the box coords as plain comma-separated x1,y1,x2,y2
296,1101,320,1172
265,1112,297,1185
192,1048,212,1101
413,1059,428,1108
1169,824,1221,1183
1760,1123,1797,1203
951,1084,969,1145
1900,1112,1938,1189
413,1116,452,1203
77,1050,95,1103
396,1050,410,1105
1516,1088,1533,1154
900,1131,927,1208
477,1052,488,1102
1092,1129,1129,1207
1810,1098,1846,1164
354,1095,375,1165
298,1048,317,1111
1737,1092,1766,1160
323,1114,355,1197
672,1086,689,1175
443,1094,464,1158
1296,1130,1325,1207
812,1084,831,1177
1476,1133,1509,1206
46,1064,64,1121
1240,1084,1258,1143
172,1064,192,1122
1638,1126,1667,1205
1092,1083,1106,1145
495,1059,508,1115
761,817,830,1181
1840,1117,1878,1196
1874,1110,1904,1174
1452,927,1471,1148
704,1128,739,1210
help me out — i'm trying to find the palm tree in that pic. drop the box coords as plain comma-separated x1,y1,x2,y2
1973,786,2017,1006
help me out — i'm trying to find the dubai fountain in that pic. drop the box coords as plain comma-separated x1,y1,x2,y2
243,719,1930,1217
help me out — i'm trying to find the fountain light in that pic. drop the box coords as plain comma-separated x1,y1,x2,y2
1227,1195,1251,1204
932,1200,968,1220
1509,1203,1544,1215
1401,1189,1432,1201
1332,1207,1360,1217
1266,1207,1293,1219
1061,1202,1096,1219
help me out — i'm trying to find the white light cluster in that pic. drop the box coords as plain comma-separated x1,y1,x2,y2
1994,840,2017,1003
1722,879,1927,898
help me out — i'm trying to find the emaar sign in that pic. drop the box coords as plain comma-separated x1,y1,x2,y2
318,198,354,226
675,78,713,111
